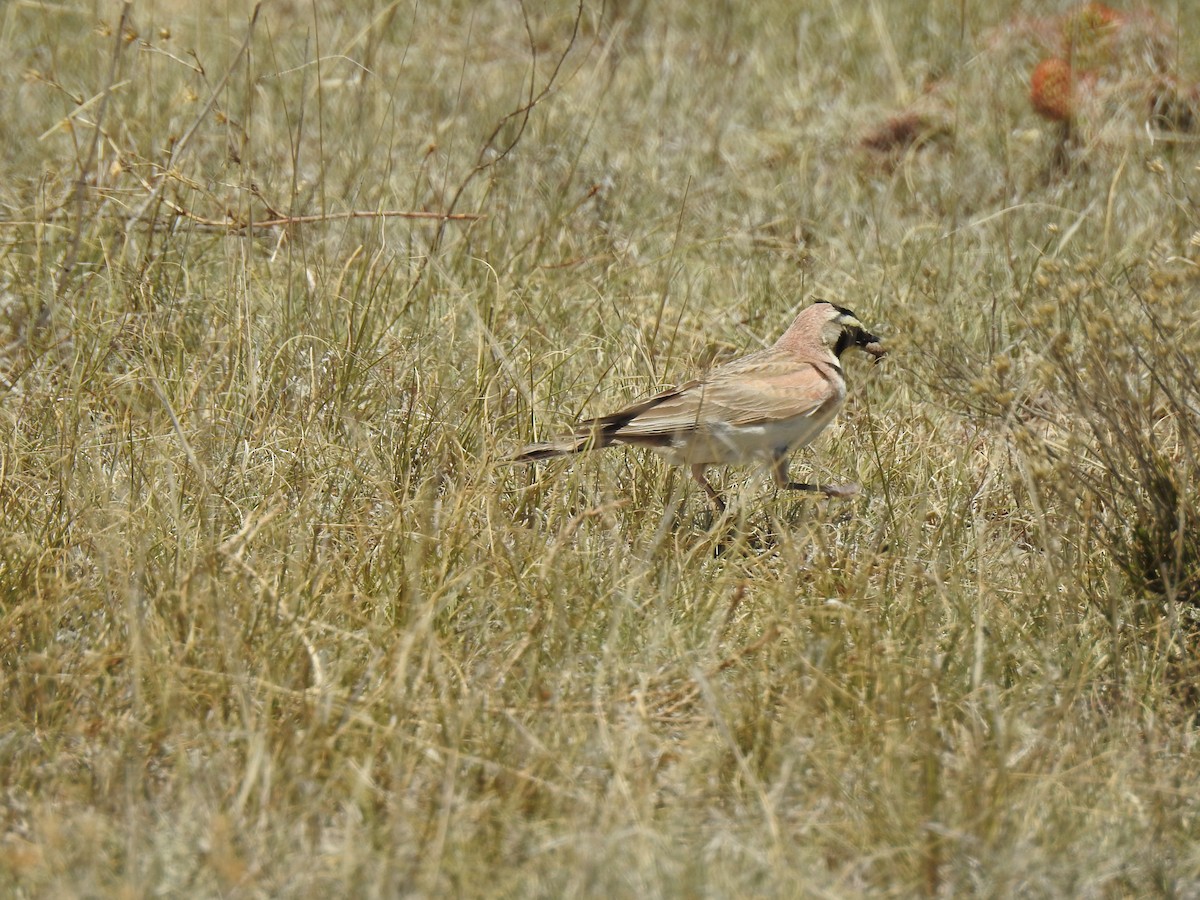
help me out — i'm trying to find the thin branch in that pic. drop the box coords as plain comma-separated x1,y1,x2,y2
169,208,484,231
53,0,132,309
414,0,585,286
124,2,263,232
0,201,480,232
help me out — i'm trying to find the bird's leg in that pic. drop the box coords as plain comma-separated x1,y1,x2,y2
773,451,858,498
690,464,726,512
771,452,791,489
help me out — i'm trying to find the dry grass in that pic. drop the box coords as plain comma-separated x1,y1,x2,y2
2,0,1199,896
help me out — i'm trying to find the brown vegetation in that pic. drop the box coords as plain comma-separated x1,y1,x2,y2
1,1,1198,895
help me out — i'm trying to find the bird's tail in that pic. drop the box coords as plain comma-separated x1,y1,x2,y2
507,430,608,463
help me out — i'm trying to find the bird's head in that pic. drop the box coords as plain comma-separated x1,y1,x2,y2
810,300,887,361
773,300,886,362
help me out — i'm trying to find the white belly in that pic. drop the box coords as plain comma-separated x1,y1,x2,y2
649,406,841,467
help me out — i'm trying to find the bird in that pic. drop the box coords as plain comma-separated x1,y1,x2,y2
509,300,886,510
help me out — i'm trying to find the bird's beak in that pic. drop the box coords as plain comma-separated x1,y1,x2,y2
858,329,886,362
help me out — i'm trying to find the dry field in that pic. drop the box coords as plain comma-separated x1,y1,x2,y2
2,0,1199,896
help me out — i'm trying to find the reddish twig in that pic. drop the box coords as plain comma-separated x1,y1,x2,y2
175,208,484,231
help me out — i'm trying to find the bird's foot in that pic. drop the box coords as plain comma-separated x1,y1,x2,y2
821,483,859,499
785,481,859,499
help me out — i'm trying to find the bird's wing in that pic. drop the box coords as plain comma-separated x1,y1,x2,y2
580,356,841,442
